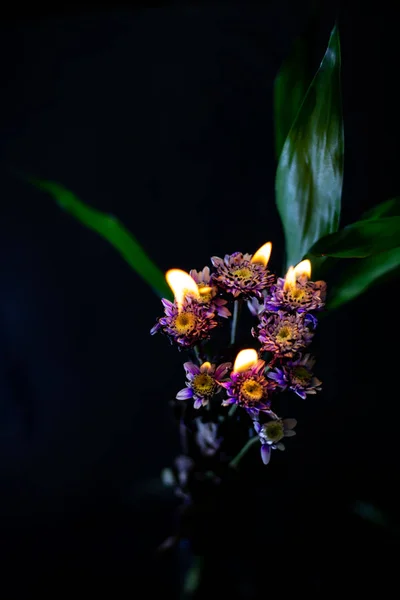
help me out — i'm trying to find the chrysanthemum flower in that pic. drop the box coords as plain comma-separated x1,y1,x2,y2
211,252,274,299
150,296,218,348
268,353,322,399
264,277,326,313
176,361,232,408
219,359,274,413
189,266,231,318
254,311,314,357
254,418,297,465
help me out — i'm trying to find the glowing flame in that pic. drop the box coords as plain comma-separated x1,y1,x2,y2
294,259,312,280
251,241,272,267
199,286,213,296
166,269,200,311
283,266,296,291
233,348,258,373
201,361,212,370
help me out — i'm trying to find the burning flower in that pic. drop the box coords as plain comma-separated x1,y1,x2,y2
268,353,322,399
176,361,232,408
150,296,219,348
189,266,231,318
254,311,314,357
254,418,297,465
211,242,274,299
219,349,274,413
263,261,326,313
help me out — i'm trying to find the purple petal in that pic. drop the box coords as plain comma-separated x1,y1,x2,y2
222,398,235,406
202,266,210,282
216,306,231,318
150,322,161,335
176,388,193,400
193,397,203,409
253,421,262,434
261,444,271,465
183,362,200,377
211,256,223,268
214,362,232,380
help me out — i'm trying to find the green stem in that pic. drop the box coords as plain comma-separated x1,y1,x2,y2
193,345,201,365
229,436,258,469
230,300,241,346
228,404,237,417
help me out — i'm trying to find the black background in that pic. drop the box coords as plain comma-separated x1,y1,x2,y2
0,2,398,596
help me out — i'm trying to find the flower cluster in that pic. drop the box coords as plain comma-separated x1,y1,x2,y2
151,244,325,467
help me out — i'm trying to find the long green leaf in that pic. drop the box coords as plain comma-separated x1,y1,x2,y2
308,216,400,258
360,197,400,220
327,247,400,309
275,25,344,269
274,35,311,160
29,178,172,300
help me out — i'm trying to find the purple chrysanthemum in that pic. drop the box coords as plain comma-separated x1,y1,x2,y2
268,353,322,399
189,266,231,318
210,252,274,299
150,296,219,348
176,361,232,408
219,359,275,413
254,311,314,357
264,277,327,313
254,418,297,465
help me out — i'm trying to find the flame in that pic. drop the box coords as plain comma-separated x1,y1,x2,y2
201,361,212,370
199,286,213,296
165,269,200,311
233,348,258,373
294,259,312,280
283,266,296,291
251,241,272,267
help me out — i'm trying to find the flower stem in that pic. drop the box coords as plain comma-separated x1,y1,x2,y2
229,436,258,469
230,300,241,346
193,345,201,365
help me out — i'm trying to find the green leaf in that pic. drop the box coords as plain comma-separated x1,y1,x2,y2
274,35,311,160
275,24,344,269
29,178,172,300
327,246,400,309
308,216,400,258
360,197,400,220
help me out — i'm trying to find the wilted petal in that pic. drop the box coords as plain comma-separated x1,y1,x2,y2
284,430,296,437
261,444,271,465
176,388,193,400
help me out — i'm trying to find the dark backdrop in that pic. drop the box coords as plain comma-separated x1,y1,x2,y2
0,2,398,596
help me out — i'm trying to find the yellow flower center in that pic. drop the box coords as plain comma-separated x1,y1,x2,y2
264,421,284,442
233,267,253,280
193,373,215,396
240,378,264,402
174,312,197,334
292,366,311,385
289,287,305,301
277,325,293,341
